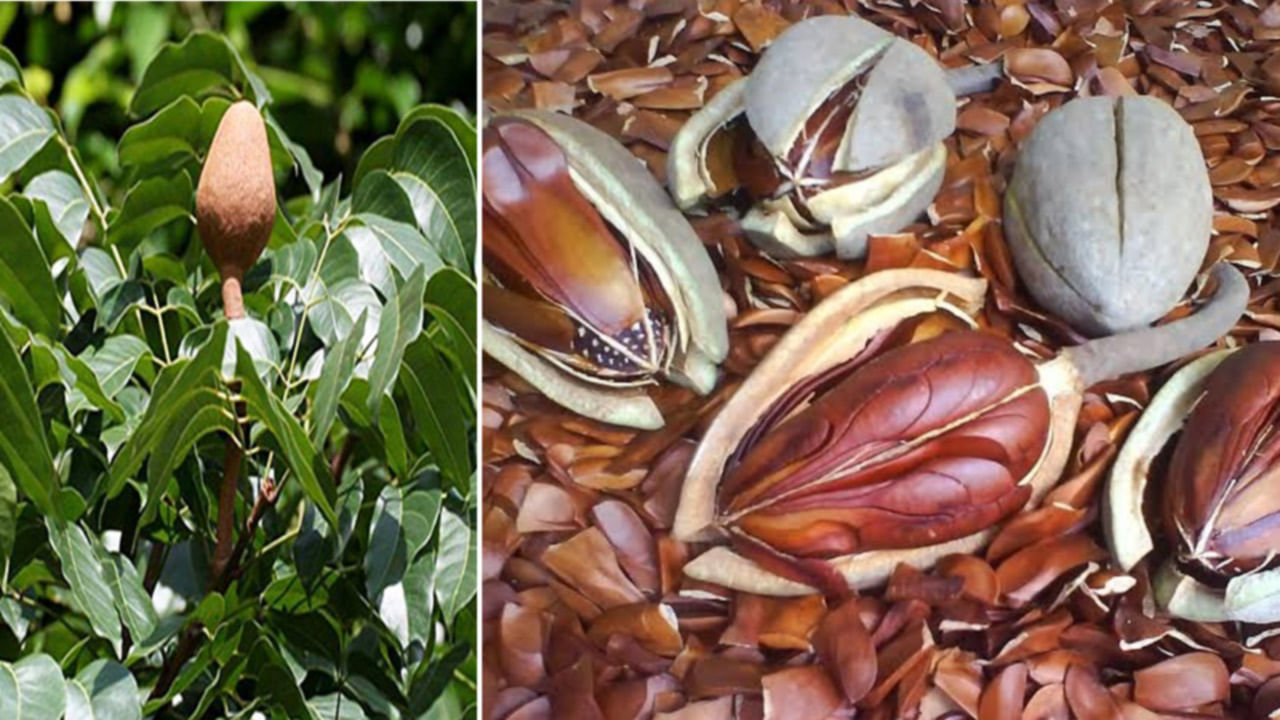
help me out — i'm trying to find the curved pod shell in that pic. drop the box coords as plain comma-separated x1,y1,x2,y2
196,101,276,319
1005,96,1212,336
484,110,729,429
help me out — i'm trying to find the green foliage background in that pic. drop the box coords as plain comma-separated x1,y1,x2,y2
0,1,477,199
0,3,478,719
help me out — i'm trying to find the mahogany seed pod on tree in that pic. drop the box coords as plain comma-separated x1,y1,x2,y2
196,100,276,320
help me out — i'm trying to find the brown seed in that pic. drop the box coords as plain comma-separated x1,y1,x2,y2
196,101,276,319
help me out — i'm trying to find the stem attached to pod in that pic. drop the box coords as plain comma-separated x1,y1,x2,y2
221,271,246,320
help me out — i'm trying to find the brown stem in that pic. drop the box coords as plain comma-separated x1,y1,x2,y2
1064,263,1249,387
143,541,167,594
330,435,355,480
150,624,203,700
221,271,246,320
221,476,278,591
209,438,243,581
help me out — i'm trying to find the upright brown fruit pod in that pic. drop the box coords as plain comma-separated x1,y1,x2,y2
196,100,276,321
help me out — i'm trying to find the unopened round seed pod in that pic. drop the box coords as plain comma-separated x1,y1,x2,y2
1004,96,1212,336
196,101,276,320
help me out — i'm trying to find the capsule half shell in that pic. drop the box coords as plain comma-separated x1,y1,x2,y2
1004,96,1212,336
484,110,729,429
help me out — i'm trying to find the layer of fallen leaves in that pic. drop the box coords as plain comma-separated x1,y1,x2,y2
481,0,1280,718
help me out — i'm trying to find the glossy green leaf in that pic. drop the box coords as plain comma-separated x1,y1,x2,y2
367,264,425,415
309,312,365,446
64,659,141,720
116,95,201,168
23,170,89,249
99,551,158,647
0,466,14,581
0,319,58,516
106,172,193,253
0,653,65,720
46,518,123,654
0,46,19,87
399,336,470,491
0,93,55,183
309,694,369,720
425,268,476,390
107,323,234,517
130,32,265,116
434,509,474,626
0,196,63,336
234,344,337,530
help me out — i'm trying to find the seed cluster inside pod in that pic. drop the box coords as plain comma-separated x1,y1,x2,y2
665,14,958,260
481,109,728,430
483,1,1280,718
484,118,674,384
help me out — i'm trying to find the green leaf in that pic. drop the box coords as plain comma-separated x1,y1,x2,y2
0,319,58,516
382,113,475,271
82,335,151,399
0,653,65,720
425,268,477,390
351,213,444,295
99,551,158,647
251,640,319,720
64,659,141,720
234,345,337,530
0,94,56,183
352,135,394,190
265,110,322,201
379,396,408,479
130,32,262,116
309,312,365,446
0,46,20,87
309,694,369,720
399,336,471,492
0,466,14,581
401,104,477,175
434,509,474,626
106,324,234,522
117,95,201,168
107,172,193,253
46,518,123,654
0,196,63,337
364,484,405,603
367,264,425,415
23,170,89,249
29,337,125,421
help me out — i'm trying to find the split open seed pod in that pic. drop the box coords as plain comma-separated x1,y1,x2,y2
668,15,958,260
483,110,729,430
1005,96,1212,336
674,263,1247,596
1107,339,1280,625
